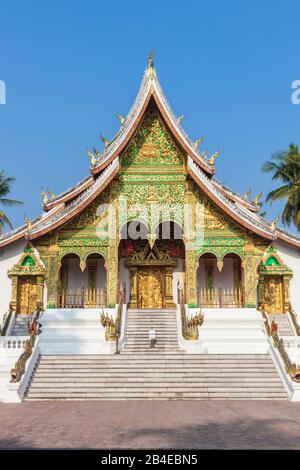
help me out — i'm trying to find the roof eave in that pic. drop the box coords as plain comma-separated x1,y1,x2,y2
187,163,274,241
26,163,120,241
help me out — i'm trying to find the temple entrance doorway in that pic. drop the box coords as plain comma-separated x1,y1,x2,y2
262,275,284,314
17,276,37,314
119,220,184,309
138,267,164,309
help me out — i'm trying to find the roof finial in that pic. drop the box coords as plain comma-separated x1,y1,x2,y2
209,150,219,166
270,215,279,233
148,48,154,69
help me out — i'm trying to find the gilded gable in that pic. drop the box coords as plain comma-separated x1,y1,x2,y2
121,104,184,168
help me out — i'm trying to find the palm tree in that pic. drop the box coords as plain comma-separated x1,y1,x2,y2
262,144,300,230
0,170,23,234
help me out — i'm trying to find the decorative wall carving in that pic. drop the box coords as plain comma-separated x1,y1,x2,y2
121,106,183,167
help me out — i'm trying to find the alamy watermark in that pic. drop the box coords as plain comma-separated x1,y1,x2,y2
291,80,300,105
94,195,206,250
0,80,6,104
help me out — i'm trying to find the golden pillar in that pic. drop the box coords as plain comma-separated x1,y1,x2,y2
283,274,292,312
106,243,118,308
164,267,175,308
128,267,138,308
257,274,265,311
42,234,60,309
9,275,18,311
36,275,45,310
243,255,260,308
185,250,198,307
45,256,60,308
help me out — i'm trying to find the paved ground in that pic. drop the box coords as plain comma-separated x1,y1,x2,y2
1,401,300,449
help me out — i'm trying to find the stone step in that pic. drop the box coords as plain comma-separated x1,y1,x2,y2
38,356,275,363
31,375,282,382
25,304,287,401
38,356,273,361
38,357,275,364
25,392,287,400
28,386,285,394
37,364,275,370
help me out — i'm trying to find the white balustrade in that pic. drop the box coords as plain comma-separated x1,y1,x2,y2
280,336,300,368
0,336,28,350
282,336,300,351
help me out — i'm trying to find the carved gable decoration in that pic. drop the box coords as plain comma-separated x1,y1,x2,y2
189,182,238,231
258,245,293,277
125,242,177,267
8,243,46,278
121,105,183,167
64,190,109,229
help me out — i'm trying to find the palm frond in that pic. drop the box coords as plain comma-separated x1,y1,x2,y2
265,185,290,204
0,210,13,232
0,197,24,207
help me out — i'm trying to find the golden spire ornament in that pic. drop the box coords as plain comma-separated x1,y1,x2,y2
270,216,279,233
47,190,55,200
177,114,185,125
41,190,49,205
99,133,110,150
147,49,155,78
194,137,203,149
86,150,98,167
116,112,126,125
243,189,251,200
24,216,32,231
93,147,103,161
148,48,154,69
254,191,263,207
209,150,219,166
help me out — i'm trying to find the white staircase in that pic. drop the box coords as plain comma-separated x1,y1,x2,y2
11,315,30,336
124,309,179,352
24,308,287,401
267,314,295,336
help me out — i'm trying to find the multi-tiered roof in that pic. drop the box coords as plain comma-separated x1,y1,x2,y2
1,53,300,248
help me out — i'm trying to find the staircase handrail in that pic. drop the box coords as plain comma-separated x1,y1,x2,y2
10,303,44,383
288,309,300,336
0,303,16,336
261,309,300,383
178,287,204,340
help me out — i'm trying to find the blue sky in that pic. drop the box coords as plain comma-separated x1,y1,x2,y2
0,0,299,233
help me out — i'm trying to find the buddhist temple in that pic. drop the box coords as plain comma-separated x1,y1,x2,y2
1,53,300,402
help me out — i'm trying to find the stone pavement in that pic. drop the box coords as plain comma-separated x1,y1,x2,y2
1,401,300,449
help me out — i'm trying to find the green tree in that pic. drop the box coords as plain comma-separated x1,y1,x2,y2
262,144,300,230
0,170,23,233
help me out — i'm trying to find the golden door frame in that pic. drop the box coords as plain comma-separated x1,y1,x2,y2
17,276,38,314
125,244,177,309
137,266,173,309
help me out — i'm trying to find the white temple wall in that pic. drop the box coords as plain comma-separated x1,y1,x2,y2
83,258,106,291
197,258,235,292
173,258,184,302
215,258,234,290
275,240,300,315
67,259,82,290
0,239,26,315
119,259,130,304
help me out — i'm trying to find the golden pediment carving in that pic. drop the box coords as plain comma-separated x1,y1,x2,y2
124,242,177,267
